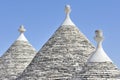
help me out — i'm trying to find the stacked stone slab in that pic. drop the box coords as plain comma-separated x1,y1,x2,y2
16,5,95,80
0,25,36,80
75,30,120,80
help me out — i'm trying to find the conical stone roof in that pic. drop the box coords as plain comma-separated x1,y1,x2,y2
16,5,95,80
0,25,36,80
77,30,120,80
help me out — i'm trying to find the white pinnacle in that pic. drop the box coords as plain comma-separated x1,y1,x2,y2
17,25,28,41
88,30,112,62
61,5,75,26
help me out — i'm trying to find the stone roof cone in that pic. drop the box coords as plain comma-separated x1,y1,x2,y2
77,30,120,80
16,5,94,80
0,25,36,80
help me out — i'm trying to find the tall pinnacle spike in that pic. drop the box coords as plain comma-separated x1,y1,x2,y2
17,25,28,41
62,5,75,26
88,30,112,62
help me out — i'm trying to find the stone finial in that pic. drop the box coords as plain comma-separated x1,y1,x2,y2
88,30,112,62
65,5,71,15
94,30,104,43
17,25,28,41
62,5,75,26
18,25,26,33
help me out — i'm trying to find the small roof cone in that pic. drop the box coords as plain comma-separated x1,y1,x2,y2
61,5,75,26
78,30,120,79
16,5,94,80
0,25,36,80
88,30,112,62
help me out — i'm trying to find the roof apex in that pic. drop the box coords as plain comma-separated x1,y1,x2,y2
88,30,112,62
17,25,28,41
61,5,75,26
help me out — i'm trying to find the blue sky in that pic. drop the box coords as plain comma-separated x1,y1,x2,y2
0,0,120,68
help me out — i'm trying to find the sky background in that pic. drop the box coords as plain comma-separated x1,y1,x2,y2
0,0,120,68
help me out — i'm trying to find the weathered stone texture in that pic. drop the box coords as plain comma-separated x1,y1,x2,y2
16,25,95,80
74,62,120,80
0,41,36,80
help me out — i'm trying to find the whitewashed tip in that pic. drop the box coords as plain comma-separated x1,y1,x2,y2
19,25,26,33
62,5,75,26
17,25,28,41
88,30,112,62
